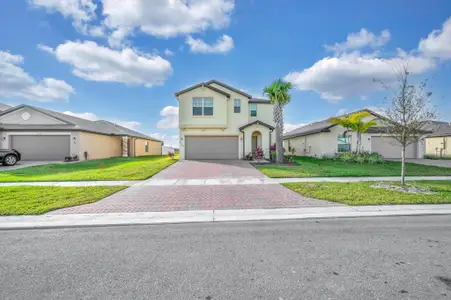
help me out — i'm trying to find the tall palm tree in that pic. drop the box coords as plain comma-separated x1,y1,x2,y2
329,111,377,153
263,79,292,163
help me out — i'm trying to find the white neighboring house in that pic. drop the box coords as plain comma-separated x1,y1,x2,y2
283,109,428,159
162,145,178,154
175,80,275,160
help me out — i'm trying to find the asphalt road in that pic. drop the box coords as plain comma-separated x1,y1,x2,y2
1,216,451,300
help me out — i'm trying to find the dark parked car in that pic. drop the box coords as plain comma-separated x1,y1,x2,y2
1,149,21,166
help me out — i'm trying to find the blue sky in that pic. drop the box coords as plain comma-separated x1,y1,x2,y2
1,0,451,146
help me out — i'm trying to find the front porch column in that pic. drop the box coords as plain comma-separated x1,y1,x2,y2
122,136,128,157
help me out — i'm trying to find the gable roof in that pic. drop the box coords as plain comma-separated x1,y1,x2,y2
205,80,252,98
174,82,231,98
0,104,162,142
239,120,275,131
284,109,386,139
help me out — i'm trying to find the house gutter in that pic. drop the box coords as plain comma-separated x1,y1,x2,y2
240,129,245,159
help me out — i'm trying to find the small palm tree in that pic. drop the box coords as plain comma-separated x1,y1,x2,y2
329,111,377,153
263,79,292,163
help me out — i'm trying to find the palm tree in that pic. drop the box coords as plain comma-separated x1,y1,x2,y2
263,79,292,163
329,111,377,153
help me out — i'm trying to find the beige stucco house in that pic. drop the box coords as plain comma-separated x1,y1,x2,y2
175,80,275,160
283,109,428,159
0,104,163,161
425,123,451,157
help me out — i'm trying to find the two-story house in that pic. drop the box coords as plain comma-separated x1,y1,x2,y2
175,80,275,160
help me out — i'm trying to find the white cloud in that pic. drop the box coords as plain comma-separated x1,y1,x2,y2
186,34,234,54
30,0,100,36
0,50,75,101
157,106,179,129
102,0,234,40
325,29,391,53
114,120,141,130
284,123,306,133
63,111,98,121
41,41,172,87
164,48,174,56
285,52,435,102
63,111,141,130
108,27,132,48
419,17,451,60
150,133,179,147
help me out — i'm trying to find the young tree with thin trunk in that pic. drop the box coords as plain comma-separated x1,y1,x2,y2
375,66,436,185
263,79,292,164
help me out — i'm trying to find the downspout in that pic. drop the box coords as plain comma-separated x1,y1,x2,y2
240,129,245,159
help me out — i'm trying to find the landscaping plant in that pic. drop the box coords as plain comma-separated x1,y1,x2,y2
329,111,377,153
264,79,292,164
375,66,436,185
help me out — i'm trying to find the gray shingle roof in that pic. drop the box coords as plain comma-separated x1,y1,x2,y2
0,104,162,142
249,98,271,104
283,109,386,139
427,122,451,137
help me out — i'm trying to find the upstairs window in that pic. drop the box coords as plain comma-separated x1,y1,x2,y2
250,103,257,117
337,135,351,153
234,99,241,113
192,98,213,116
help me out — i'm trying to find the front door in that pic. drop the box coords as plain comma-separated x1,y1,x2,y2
252,136,258,151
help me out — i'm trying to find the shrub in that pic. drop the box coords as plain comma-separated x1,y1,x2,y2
167,152,175,159
284,154,294,162
323,151,385,164
255,146,264,160
424,154,451,160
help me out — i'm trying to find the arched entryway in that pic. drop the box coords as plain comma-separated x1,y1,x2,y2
252,131,262,152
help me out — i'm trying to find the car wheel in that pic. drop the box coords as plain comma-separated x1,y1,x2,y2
3,154,17,166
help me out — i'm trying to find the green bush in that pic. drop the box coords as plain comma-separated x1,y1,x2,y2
424,154,451,160
322,151,385,164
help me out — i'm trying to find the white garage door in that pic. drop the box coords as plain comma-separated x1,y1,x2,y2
11,135,70,161
185,136,238,160
371,137,417,159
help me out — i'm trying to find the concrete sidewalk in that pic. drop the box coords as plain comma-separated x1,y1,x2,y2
2,204,451,229
0,176,450,187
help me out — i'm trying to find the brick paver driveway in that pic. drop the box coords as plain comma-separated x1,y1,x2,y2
51,160,339,214
153,160,265,179
51,185,338,214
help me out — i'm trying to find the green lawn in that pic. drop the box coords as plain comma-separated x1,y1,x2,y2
0,186,126,215
283,181,451,205
0,155,177,182
256,156,451,178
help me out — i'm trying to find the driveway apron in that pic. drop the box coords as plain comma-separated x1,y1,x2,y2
51,160,339,214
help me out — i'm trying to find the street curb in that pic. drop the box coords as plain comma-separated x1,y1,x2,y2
1,205,451,230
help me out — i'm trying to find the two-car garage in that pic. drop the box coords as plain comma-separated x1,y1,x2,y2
10,135,70,161
185,136,238,160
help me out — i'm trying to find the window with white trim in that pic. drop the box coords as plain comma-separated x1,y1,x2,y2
234,99,241,113
250,103,257,117
192,97,213,116
337,135,351,152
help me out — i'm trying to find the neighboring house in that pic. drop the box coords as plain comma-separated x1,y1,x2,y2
175,80,275,160
283,109,430,159
162,145,178,154
425,122,451,157
0,104,163,161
